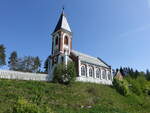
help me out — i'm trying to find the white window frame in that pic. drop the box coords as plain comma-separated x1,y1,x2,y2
102,70,106,80
108,71,112,80
81,65,86,76
89,67,94,77
96,68,101,78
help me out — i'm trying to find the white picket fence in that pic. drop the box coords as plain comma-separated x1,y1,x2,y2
0,70,50,81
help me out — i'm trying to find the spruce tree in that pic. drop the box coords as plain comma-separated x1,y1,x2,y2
44,57,49,73
8,51,18,70
0,45,6,67
33,56,41,73
146,69,150,81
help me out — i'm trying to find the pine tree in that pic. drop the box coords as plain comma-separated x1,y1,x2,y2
44,57,49,73
33,56,41,73
120,67,124,76
0,45,6,67
134,70,139,78
146,69,150,81
8,51,18,70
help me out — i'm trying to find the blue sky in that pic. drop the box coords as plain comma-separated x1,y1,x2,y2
0,0,150,71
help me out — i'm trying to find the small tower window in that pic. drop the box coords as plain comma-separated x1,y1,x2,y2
55,36,59,45
64,36,68,45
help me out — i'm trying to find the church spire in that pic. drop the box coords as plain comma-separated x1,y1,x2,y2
62,6,65,15
53,8,71,33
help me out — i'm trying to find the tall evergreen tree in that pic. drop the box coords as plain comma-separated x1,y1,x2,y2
0,45,6,67
135,70,140,78
33,56,41,73
8,51,18,70
146,69,150,81
44,57,49,73
120,67,124,76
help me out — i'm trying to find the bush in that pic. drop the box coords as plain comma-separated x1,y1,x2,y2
53,62,76,85
126,75,146,95
53,63,66,83
113,78,130,96
144,82,150,95
11,98,54,113
12,98,40,113
130,80,142,95
136,75,147,92
66,61,76,84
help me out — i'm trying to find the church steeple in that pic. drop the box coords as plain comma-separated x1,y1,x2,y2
51,9,72,57
53,9,71,33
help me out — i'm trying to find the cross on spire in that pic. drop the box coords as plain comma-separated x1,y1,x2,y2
62,5,65,15
62,5,65,11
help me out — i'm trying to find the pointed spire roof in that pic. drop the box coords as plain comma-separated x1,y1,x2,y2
53,9,71,33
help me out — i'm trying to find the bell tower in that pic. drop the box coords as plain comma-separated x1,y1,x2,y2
51,9,72,65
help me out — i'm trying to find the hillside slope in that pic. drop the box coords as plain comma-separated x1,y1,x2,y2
0,79,150,113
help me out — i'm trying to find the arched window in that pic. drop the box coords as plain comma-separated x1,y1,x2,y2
64,36,68,45
108,71,112,80
102,70,106,79
89,67,94,77
55,36,58,45
81,65,86,76
96,68,101,78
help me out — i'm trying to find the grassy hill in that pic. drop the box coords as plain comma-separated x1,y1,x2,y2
0,79,150,113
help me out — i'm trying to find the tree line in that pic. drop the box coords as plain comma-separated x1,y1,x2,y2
1,44,150,77
0,44,48,73
113,67,150,96
116,67,150,81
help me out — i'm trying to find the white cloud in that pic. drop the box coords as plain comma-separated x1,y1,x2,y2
119,24,150,37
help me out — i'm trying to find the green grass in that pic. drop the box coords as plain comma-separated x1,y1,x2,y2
0,79,150,113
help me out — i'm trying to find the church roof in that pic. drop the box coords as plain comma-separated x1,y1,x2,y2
71,50,111,68
53,10,71,33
